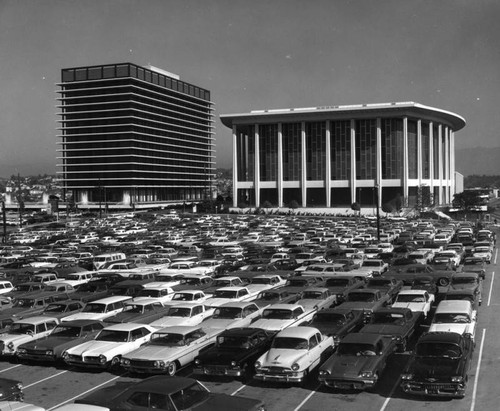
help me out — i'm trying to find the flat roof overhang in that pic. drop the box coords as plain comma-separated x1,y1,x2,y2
220,101,466,131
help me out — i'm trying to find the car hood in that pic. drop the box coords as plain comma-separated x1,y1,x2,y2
125,344,187,361
259,348,307,367
192,393,264,411
150,317,193,328
392,302,426,312
67,340,124,357
361,324,405,336
321,354,380,377
0,334,33,345
251,318,292,332
429,323,471,335
198,348,250,365
18,336,78,351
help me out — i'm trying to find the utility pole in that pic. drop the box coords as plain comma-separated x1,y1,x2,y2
17,173,22,228
1,201,6,243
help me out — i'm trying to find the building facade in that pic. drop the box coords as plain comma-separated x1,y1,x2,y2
57,63,214,207
221,102,466,210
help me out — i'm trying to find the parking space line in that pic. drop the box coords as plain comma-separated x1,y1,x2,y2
494,248,498,265
487,271,495,306
24,370,67,389
47,374,124,411
470,328,486,411
379,375,401,411
230,384,247,396
0,364,21,373
293,383,320,411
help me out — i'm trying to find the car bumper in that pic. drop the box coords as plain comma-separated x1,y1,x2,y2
193,366,244,377
18,352,57,362
318,376,376,390
401,382,466,398
254,371,306,383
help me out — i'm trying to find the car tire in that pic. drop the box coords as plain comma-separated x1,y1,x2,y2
166,361,178,376
438,277,449,286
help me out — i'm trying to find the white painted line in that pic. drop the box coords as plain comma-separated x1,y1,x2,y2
470,328,486,411
380,375,401,411
230,384,246,396
487,271,495,307
47,374,124,411
293,383,320,411
24,370,67,389
494,248,498,265
0,364,22,373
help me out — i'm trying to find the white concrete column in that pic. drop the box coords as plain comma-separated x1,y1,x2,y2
325,120,331,207
232,125,238,208
376,118,382,208
402,117,409,204
277,123,284,207
301,122,307,207
450,131,455,200
429,122,434,197
417,119,422,186
438,124,443,205
254,125,260,207
350,119,357,204
444,126,450,204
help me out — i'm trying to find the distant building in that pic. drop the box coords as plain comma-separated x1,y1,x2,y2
57,63,215,207
221,102,466,209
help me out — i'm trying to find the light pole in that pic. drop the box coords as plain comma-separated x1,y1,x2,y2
375,184,381,242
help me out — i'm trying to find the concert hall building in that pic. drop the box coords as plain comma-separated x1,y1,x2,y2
57,63,214,207
221,102,466,209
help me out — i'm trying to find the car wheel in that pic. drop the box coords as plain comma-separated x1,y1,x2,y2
438,277,449,286
166,361,178,376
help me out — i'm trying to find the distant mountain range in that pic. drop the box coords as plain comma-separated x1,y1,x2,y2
456,147,500,176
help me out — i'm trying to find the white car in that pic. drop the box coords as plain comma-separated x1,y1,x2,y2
149,303,214,328
133,285,176,304
251,304,316,333
63,323,156,369
121,325,222,375
391,289,435,319
0,316,59,356
246,275,287,293
429,300,477,341
432,250,461,267
295,288,337,312
472,246,493,264
165,290,211,305
204,287,258,308
159,261,211,276
0,281,13,295
0,402,46,411
254,326,334,384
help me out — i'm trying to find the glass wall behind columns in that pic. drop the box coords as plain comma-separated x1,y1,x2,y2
355,119,377,179
305,122,326,180
407,120,418,179
282,123,302,181
330,120,351,180
235,125,255,182
432,124,439,179
259,124,278,181
421,122,430,179
381,119,403,179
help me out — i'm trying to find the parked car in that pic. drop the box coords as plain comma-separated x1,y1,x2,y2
149,303,214,328
429,300,477,341
251,303,316,334
391,289,435,320
400,331,474,398
254,326,334,385
308,307,365,347
201,302,262,330
74,375,266,411
121,325,221,375
16,319,105,362
0,377,23,401
252,289,301,308
318,332,397,390
63,323,156,369
193,327,274,380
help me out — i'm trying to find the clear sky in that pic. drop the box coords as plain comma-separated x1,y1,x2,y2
1,0,499,177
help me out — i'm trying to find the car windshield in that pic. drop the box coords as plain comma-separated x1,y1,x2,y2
347,292,375,302
51,325,81,338
151,332,185,346
337,342,378,356
433,313,471,323
167,307,191,317
170,381,209,410
44,304,68,313
251,278,271,284
452,278,477,285
363,261,382,267
181,279,200,285
262,309,293,320
326,279,349,287
372,313,405,325
396,294,426,303
155,276,177,282
416,342,462,358
213,290,238,298
287,280,307,287
8,323,35,334
138,290,160,298
216,335,251,349
96,330,129,342
13,299,35,308
124,305,146,314
301,291,324,299
213,307,242,319
314,312,346,324
272,337,309,350
66,275,81,281
82,303,106,313
257,292,280,300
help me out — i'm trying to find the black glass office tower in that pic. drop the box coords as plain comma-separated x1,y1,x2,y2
57,63,214,207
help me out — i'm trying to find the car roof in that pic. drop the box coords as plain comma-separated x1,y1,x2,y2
419,331,463,344
14,316,59,324
218,301,256,308
276,326,319,338
435,299,473,313
102,323,154,332
155,325,204,334
218,327,267,337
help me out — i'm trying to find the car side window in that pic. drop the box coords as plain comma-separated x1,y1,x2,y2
36,323,47,333
126,392,149,407
309,336,318,348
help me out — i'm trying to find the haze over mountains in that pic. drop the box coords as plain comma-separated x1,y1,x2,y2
456,147,500,176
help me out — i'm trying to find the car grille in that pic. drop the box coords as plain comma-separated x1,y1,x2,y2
67,354,82,362
84,356,102,364
265,366,289,375
129,359,155,368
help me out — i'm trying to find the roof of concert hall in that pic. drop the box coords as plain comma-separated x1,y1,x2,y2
220,101,466,131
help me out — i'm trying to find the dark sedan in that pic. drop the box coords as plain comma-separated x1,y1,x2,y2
308,308,365,346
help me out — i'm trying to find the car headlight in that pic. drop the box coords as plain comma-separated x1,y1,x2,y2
254,361,261,369
319,369,330,376
45,350,54,356
401,373,413,380
17,348,27,355
194,358,201,365
99,354,107,364
291,363,300,371
62,351,68,359
121,358,130,366
154,360,165,368
359,371,374,378
231,360,237,367
451,376,464,383
7,342,14,350
15,383,23,390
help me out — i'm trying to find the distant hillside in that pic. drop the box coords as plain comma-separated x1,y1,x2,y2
456,147,500,176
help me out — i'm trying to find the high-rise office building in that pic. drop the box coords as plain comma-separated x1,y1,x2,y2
57,63,214,207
